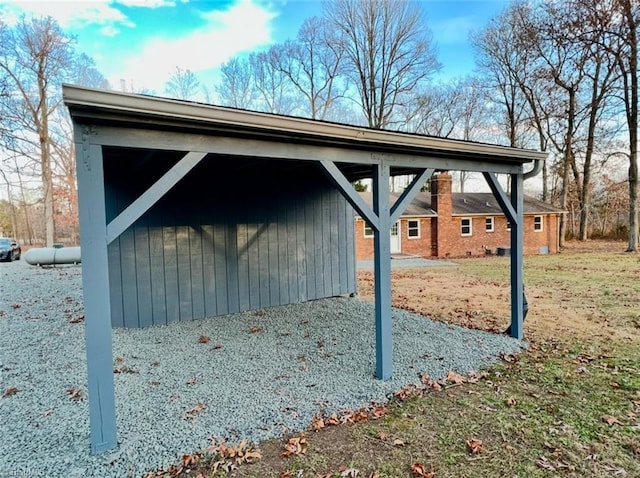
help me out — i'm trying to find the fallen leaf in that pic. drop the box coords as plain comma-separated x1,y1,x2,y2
393,438,405,447
310,416,325,431
340,468,359,477
279,473,293,478
181,452,203,467
212,344,222,350
186,377,197,386
505,397,517,407
326,414,340,426
43,408,54,416
375,431,388,441
69,315,84,324
199,335,210,344
370,405,389,418
66,388,83,401
11,304,20,309
466,438,483,454
2,387,18,398
602,414,623,426
536,456,556,471
368,473,380,478
250,325,262,333
602,464,626,475
114,356,124,363
183,402,206,420
410,462,435,477
446,371,466,385
282,434,307,457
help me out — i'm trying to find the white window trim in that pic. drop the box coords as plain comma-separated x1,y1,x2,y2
363,222,374,238
407,219,420,239
534,215,544,232
461,217,472,236
485,216,494,233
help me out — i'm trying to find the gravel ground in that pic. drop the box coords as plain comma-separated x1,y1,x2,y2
0,260,525,478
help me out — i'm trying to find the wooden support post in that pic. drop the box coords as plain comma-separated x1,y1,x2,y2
76,140,118,453
509,173,525,339
372,162,393,380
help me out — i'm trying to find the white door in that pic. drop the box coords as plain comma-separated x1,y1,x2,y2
390,221,401,253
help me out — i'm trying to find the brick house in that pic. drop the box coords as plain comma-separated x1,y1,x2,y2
355,172,563,260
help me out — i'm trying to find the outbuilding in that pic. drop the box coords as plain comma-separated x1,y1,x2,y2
63,85,547,453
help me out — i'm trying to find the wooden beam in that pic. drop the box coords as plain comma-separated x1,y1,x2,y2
509,173,525,339
390,168,434,224
85,126,525,175
483,172,517,224
106,151,207,244
319,160,380,231
76,140,117,453
373,161,393,380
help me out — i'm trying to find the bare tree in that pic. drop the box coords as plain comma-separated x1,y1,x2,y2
248,51,296,115
164,66,200,100
614,0,639,251
215,56,256,109
0,16,75,246
269,16,345,120
325,0,440,128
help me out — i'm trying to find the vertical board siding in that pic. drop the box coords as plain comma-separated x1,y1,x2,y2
148,225,167,324
105,157,356,328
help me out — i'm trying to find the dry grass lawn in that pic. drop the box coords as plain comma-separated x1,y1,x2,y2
155,240,639,478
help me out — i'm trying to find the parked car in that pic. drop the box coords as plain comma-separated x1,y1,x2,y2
0,237,21,261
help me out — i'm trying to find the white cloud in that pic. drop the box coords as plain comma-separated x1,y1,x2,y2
113,0,279,94
116,0,176,7
0,0,134,29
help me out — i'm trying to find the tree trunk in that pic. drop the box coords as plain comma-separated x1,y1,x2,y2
38,61,55,246
623,0,638,252
559,88,576,248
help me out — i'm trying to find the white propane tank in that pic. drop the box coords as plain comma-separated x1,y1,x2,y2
24,246,81,266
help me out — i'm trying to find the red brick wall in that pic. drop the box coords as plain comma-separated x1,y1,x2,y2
354,217,433,260
400,218,432,257
436,214,560,258
355,214,559,260
431,172,455,257
355,218,374,261
353,171,561,260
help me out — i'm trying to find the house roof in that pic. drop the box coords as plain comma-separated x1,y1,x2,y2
358,192,437,216
452,193,564,216
357,191,563,218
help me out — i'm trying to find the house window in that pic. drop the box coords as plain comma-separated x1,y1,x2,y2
534,216,543,231
506,220,511,231
461,218,472,236
363,222,374,238
407,219,420,238
485,217,494,232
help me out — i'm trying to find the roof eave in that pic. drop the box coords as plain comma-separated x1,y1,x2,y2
63,85,548,165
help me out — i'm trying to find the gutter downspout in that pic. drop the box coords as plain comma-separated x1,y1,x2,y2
522,153,548,181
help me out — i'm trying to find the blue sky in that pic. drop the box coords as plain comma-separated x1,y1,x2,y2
1,0,509,97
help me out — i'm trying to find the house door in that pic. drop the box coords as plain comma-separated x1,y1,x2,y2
390,222,401,254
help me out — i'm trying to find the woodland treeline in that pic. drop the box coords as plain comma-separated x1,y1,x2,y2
0,0,638,250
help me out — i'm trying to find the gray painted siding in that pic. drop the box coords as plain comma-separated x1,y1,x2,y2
104,153,356,328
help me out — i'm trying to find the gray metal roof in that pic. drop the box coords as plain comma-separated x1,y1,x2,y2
63,85,547,180
357,192,563,217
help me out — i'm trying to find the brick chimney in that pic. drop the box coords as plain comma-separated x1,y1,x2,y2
430,171,455,257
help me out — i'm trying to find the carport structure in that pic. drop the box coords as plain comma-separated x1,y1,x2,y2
63,85,546,454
